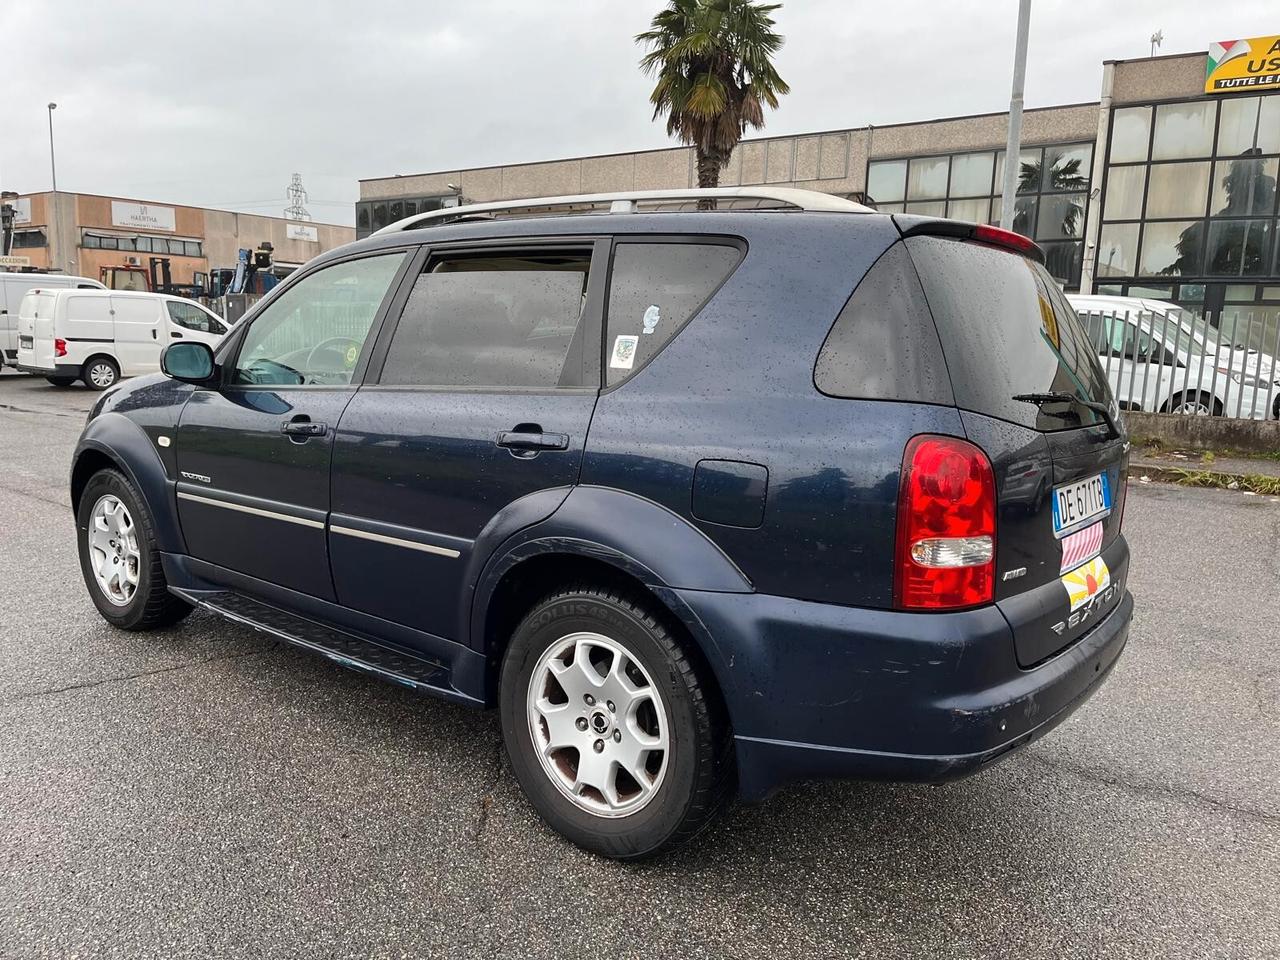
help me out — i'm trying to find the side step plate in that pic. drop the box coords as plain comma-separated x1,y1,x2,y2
189,590,457,696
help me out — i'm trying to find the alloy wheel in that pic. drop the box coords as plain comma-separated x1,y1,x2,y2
87,494,140,606
526,631,669,818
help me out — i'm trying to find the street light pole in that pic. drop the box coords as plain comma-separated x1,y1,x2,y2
999,0,1032,233
47,102,59,270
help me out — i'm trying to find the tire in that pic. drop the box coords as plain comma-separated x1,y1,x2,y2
45,376,76,387
76,468,192,631
1164,391,1222,417
499,585,733,860
82,356,119,391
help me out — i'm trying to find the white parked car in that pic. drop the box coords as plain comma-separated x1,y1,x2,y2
0,271,106,368
15,288,228,390
1068,294,1280,420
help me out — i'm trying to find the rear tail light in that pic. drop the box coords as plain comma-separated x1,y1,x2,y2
54,338,67,358
895,435,996,610
971,223,1042,260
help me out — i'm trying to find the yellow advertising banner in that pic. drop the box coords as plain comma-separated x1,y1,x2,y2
1205,35,1280,93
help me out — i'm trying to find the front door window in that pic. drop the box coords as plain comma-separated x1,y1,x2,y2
232,252,406,386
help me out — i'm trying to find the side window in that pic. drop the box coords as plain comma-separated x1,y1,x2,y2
814,242,953,404
232,252,406,386
604,242,741,386
380,251,592,388
1122,321,1152,361
167,301,226,335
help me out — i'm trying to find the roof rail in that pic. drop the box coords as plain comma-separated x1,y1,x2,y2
371,187,873,236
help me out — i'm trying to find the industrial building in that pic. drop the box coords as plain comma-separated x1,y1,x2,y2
358,46,1280,327
4,191,354,288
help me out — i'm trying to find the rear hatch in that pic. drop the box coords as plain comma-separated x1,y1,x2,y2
16,291,57,371
902,225,1129,666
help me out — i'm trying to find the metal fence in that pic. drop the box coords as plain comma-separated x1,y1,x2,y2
1075,308,1280,421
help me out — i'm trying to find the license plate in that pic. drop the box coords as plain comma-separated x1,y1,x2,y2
18,336,32,348
1052,472,1111,538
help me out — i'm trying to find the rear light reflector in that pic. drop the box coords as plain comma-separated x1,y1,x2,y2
54,338,67,358
895,435,996,610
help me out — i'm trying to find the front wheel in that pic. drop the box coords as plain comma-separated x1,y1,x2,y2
76,468,192,630
499,586,733,860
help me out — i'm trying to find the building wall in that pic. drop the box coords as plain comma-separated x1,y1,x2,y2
358,103,1100,214
7,191,354,284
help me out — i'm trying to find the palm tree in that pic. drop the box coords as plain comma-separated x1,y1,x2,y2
637,0,790,194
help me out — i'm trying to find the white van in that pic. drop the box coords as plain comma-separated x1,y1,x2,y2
1,272,106,368
16,289,228,389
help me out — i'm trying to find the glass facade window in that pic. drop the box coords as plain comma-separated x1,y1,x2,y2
1206,219,1273,276
866,159,907,203
1097,223,1140,277
1218,96,1280,155
1110,107,1152,163
1103,165,1147,220
949,153,993,196
1145,162,1211,219
906,156,949,199
1212,156,1279,217
948,197,990,223
355,194,456,238
1099,93,1280,292
1151,101,1216,159
868,140,1093,288
1139,220,1201,276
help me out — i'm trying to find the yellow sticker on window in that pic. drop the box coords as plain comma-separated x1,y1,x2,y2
1061,555,1110,612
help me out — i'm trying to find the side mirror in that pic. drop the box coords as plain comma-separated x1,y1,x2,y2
161,341,217,385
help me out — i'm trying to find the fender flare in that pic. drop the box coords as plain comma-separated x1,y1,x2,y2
468,484,752,647
72,413,185,554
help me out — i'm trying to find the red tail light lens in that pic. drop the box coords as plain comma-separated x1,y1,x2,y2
972,223,1043,260
54,338,67,358
895,435,996,610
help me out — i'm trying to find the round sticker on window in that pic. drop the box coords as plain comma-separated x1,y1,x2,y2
345,346,359,367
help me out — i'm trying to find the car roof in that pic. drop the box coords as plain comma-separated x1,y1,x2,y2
1068,293,1181,314
312,209,900,274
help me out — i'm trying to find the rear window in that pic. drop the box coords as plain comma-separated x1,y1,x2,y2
906,236,1111,431
605,242,741,387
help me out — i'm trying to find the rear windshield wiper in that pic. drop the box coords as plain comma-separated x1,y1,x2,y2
1012,392,1120,439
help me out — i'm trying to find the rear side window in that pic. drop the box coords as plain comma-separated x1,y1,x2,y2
605,242,740,386
814,242,953,404
381,252,592,388
906,236,1111,430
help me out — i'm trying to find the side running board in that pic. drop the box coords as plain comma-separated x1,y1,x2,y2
182,590,468,701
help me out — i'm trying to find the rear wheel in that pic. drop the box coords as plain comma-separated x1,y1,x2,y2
76,468,192,630
82,357,119,391
45,376,76,387
499,585,732,860
1165,391,1222,416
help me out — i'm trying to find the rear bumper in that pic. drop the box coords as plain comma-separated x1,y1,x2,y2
669,584,1133,802
17,362,76,377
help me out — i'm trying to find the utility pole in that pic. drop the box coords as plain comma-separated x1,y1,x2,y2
284,173,311,221
47,102,59,270
999,0,1032,233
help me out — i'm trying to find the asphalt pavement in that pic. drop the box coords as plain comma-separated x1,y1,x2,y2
1,369,1277,959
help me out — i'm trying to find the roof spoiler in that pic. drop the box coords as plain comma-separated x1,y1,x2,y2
892,214,1045,265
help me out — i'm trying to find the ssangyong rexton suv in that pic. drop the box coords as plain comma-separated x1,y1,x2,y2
70,188,1133,859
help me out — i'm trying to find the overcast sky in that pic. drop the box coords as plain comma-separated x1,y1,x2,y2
2,1,1270,226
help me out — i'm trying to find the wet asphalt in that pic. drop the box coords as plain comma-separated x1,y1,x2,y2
0,370,1277,959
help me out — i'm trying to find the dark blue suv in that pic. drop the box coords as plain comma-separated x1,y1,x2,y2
70,189,1133,859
